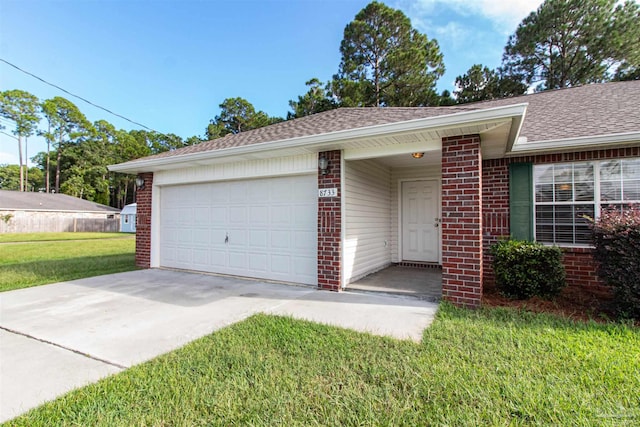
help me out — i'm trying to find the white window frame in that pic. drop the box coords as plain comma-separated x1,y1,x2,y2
533,157,640,247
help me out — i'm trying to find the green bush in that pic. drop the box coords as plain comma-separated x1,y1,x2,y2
490,239,566,299
591,205,640,319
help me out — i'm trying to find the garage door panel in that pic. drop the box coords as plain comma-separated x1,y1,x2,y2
270,254,290,273
249,180,271,201
228,182,247,202
229,206,247,224
210,186,228,204
249,253,268,272
271,231,291,249
249,230,268,247
192,228,210,245
210,250,226,267
193,207,209,225
271,205,290,223
295,231,316,250
229,251,247,269
210,207,226,223
160,175,317,285
249,205,268,224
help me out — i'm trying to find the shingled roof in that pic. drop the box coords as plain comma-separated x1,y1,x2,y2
118,80,640,166
0,190,120,212
476,80,640,142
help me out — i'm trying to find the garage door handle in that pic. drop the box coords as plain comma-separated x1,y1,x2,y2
225,233,229,244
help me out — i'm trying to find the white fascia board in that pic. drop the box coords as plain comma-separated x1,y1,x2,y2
109,103,528,174
508,131,640,155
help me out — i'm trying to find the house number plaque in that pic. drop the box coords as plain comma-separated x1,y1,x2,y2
318,188,338,198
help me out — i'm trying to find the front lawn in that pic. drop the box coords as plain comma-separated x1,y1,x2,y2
6,304,639,426
0,233,136,292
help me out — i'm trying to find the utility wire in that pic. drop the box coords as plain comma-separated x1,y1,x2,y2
1,131,18,140
0,58,158,132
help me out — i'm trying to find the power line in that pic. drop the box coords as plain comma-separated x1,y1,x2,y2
0,58,158,132
1,131,18,140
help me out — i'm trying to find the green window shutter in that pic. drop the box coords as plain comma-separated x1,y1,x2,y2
509,162,533,241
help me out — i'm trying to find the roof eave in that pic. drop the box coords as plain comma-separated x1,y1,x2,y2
109,104,528,174
507,131,640,156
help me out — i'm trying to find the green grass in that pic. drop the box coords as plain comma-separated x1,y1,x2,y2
0,235,136,292
6,304,639,426
0,232,130,243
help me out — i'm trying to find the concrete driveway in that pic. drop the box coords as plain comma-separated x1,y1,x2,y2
0,269,438,422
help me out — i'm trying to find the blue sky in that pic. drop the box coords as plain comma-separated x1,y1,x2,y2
0,0,543,166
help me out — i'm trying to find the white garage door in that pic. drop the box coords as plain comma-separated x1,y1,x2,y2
159,175,317,285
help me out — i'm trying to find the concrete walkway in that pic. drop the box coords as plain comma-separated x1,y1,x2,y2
0,269,438,422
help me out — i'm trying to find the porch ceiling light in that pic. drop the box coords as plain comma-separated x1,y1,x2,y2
411,152,425,159
318,155,329,175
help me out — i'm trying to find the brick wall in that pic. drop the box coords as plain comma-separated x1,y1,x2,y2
317,151,342,291
482,160,510,286
135,172,153,268
441,135,483,308
481,147,640,290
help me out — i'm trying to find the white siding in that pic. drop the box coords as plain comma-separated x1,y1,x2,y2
344,159,392,283
154,154,316,186
391,165,440,262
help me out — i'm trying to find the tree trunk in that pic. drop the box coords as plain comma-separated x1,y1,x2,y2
17,136,24,192
55,132,62,193
46,123,51,193
55,147,61,193
24,137,28,191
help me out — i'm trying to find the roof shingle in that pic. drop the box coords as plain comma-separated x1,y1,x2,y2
0,190,120,212
121,80,640,165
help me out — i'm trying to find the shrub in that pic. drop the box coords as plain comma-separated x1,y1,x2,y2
591,205,640,319
491,239,566,299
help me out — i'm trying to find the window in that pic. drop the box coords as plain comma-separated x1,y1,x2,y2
533,158,640,245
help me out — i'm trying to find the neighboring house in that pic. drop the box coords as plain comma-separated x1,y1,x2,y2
0,190,121,233
120,203,137,233
110,81,640,308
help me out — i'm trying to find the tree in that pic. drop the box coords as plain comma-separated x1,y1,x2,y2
0,164,21,190
437,90,456,106
206,97,283,140
184,135,204,146
454,64,527,104
287,78,337,119
502,0,640,91
333,1,444,107
40,97,92,193
0,90,40,191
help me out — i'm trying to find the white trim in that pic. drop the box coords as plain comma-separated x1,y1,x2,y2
109,104,528,174
509,131,640,155
340,151,347,289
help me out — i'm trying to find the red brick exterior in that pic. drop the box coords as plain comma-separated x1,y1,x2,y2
135,172,153,268
481,147,640,292
317,151,342,291
441,135,483,308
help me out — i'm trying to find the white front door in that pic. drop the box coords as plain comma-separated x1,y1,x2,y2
402,180,439,262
